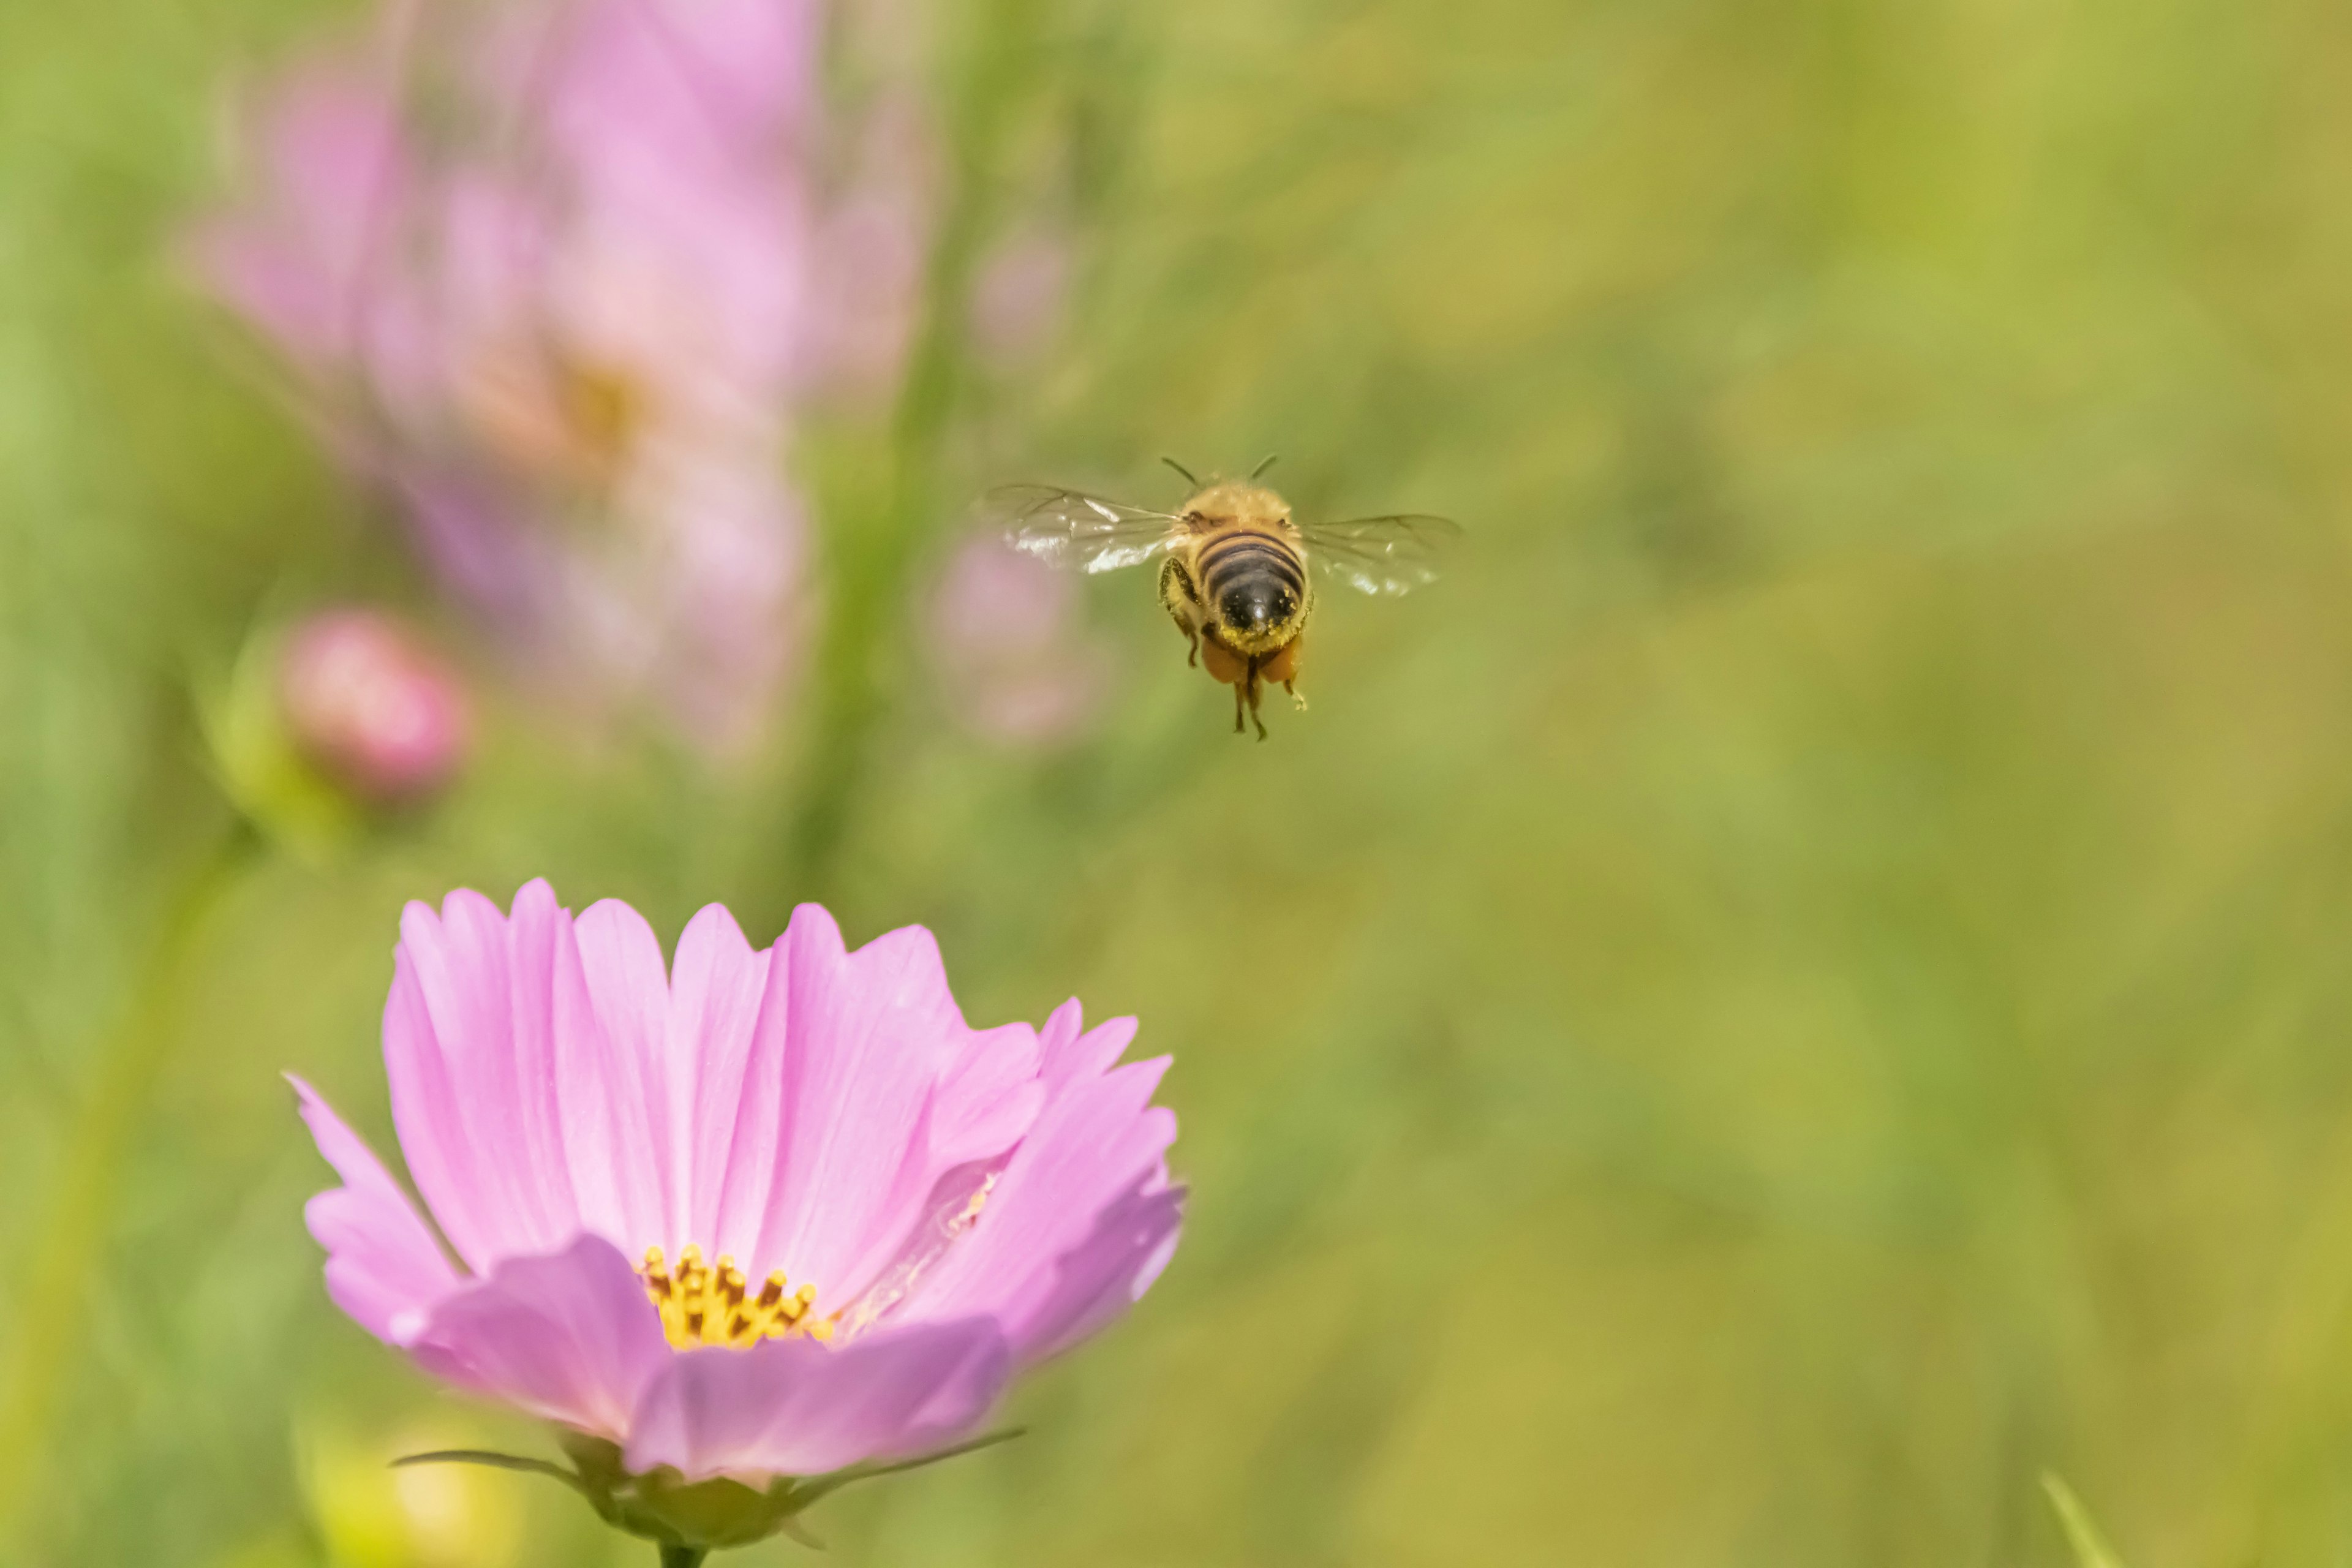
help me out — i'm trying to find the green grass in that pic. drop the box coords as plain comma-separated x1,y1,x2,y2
10,0,2352,1562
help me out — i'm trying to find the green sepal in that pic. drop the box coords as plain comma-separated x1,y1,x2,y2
196,622,364,866
393,1427,1023,1555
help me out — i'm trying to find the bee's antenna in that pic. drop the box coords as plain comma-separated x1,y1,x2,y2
1250,453,1280,480
1161,456,1199,488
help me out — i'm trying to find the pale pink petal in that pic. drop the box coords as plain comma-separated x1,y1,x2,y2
1001,1180,1185,1364
435,171,548,349
190,62,410,365
538,0,815,184
723,910,974,1292
382,469,541,623
287,1074,459,1346
623,1318,1010,1482
258,65,409,284
569,902,673,1260
383,881,584,1266
669,902,773,1252
552,902,665,1253
501,880,581,1232
408,1234,669,1441
380,946,496,1272
1039,1001,1136,1093
932,1022,1049,1166
816,1020,1047,1305
900,1013,1178,1360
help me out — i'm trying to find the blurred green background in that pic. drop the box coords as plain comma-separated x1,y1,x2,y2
10,0,2352,1562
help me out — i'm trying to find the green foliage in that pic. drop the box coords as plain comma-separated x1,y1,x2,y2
2045,1474,2129,1568
7,0,2352,1563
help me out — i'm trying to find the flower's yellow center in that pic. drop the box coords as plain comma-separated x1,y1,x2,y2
556,360,643,473
638,1245,834,1351
461,345,646,491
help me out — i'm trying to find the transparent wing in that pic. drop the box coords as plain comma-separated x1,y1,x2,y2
1300,514,1461,595
985,484,1183,575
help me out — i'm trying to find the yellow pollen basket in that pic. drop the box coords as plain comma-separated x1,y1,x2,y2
638,1245,834,1351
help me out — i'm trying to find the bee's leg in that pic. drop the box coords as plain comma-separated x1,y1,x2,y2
1246,658,1268,742
1284,679,1307,712
1159,558,1201,667
1232,680,1246,735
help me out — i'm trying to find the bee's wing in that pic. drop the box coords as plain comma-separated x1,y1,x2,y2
1300,514,1461,596
987,484,1183,575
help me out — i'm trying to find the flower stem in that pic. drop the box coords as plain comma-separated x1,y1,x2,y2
658,1546,709,1568
0,820,263,1544
779,0,1042,908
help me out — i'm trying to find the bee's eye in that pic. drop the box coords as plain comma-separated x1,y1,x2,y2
1182,511,1205,526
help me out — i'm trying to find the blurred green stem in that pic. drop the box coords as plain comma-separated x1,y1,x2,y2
0,820,261,1543
658,1547,707,1568
780,0,1039,905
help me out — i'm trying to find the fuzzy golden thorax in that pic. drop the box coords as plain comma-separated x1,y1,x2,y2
1180,481,1294,532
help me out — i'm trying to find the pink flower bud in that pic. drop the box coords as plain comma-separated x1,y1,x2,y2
279,609,470,804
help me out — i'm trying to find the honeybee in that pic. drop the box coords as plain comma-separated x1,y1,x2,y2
992,460,1457,738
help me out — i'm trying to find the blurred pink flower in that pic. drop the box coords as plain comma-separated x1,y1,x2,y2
801,93,937,407
290,881,1182,1483
190,0,918,750
279,608,471,804
928,533,1110,745
970,227,1071,368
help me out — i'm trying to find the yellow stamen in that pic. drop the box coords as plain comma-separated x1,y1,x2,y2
557,361,642,472
638,1245,834,1350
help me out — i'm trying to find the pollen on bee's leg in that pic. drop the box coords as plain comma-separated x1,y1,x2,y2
640,1245,829,1351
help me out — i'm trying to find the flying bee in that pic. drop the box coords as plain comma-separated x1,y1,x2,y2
990,459,1458,739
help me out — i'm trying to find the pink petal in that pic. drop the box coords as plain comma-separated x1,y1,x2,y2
669,902,774,1253
721,909,975,1292
287,1074,459,1346
259,64,411,285
900,1009,1179,1362
815,1020,1048,1306
540,0,816,183
383,882,582,1266
623,1318,1011,1482
703,911,1050,1305
407,1234,670,1442
1038,1000,1136,1093
189,60,412,366
555,901,666,1252
1002,1180,1185,1364
932,1022,1049,1167
435,172,549,346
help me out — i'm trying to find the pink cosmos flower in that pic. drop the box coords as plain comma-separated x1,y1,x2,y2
189,0,919,750
289,881,1180,1502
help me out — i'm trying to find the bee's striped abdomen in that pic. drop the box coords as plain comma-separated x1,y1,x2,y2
1196,526,1309,652
1197,527,1306,590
